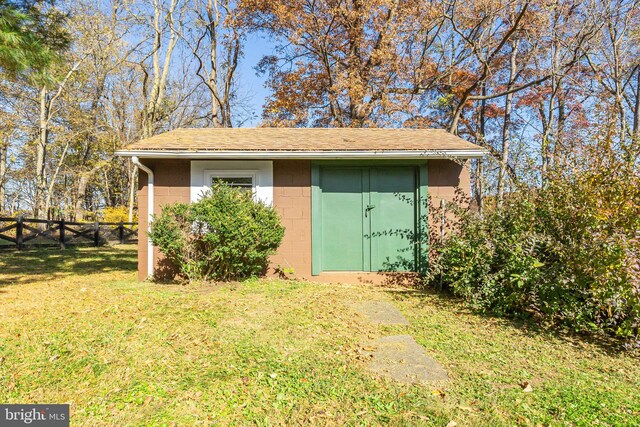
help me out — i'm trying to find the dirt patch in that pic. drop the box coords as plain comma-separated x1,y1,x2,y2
355,300,410,325
364,335,448,384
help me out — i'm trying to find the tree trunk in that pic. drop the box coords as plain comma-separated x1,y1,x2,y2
103,169,112,207
44,141,70,220
0,137,6,214
143,0,179,138
497,41,518,206
556,80,565,153
475,83,487,215
633,68,640,145
541,40,559,187
539,102,549,185
206,0,223,127
73,163,104,221
34,85,49,219
73,174,90,221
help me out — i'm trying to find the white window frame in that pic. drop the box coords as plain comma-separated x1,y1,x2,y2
190,160,273,205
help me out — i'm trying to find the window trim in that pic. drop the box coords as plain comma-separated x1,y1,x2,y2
191,161,273,205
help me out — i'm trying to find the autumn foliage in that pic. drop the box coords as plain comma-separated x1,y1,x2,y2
428,136,640,348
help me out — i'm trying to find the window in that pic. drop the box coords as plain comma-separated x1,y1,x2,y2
212,176,253,191
193,162,273,205
206,171,256,193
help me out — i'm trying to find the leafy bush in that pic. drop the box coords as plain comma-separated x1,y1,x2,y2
101,206,136,223
428,152,640,348
149,184,285,282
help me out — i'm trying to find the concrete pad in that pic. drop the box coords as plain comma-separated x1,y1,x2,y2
364,335,448,384
355,300,410,325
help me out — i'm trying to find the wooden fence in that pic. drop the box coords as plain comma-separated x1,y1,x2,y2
0,217,138,250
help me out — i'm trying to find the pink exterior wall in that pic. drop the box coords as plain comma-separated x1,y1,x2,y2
136,159,191,281
270,160,312,277
427,159,470,206
135,158,470,283
427,159,471,237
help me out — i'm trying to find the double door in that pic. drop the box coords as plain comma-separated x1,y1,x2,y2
318,166,418,272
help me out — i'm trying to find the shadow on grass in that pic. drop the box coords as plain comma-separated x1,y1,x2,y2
384,286,631,356
0,245,137,288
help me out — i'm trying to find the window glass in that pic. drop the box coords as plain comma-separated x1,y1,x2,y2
212,176,254,191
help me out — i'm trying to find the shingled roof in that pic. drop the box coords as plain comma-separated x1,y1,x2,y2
116,128,484,159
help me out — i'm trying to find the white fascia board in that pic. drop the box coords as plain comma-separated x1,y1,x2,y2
115,149,486,159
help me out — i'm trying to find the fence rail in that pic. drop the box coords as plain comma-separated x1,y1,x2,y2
0,217,138,250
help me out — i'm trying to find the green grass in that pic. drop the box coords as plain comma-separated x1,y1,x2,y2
0,246,638,426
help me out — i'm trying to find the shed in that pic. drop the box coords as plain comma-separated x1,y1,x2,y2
116,128,484,283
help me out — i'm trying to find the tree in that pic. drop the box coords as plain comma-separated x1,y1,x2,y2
240,0,444,127
32,59,83,218
0,0,637,228
0,0,69,214
180,0,244,127
584,0,639,156
0,0,66,76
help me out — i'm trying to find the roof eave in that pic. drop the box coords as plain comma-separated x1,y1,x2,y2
115,149,486,160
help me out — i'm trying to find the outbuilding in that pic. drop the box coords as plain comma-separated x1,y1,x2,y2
116,128,484,283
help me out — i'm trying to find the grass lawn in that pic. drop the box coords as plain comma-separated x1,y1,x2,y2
0,246,638,426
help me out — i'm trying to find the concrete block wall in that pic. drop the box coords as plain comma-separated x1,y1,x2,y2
135,158,469,282
270,160,312,277
136,159,191,282
427,159,471,237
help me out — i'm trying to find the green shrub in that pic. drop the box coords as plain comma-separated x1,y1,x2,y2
428,155,640,348
149,184,285,282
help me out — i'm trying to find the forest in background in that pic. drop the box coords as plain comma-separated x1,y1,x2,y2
0,0,638,221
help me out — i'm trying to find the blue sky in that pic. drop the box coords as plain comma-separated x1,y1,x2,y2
235,33,274,127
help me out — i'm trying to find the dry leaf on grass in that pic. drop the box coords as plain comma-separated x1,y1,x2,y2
522,382,534,392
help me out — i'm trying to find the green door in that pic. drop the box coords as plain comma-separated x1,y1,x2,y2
319,167,366,271
318,166,417,272
369,167,417,271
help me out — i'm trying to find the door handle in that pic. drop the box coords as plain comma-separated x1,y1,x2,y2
365,205,375,217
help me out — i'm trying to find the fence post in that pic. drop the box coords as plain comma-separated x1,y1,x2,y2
59,218,66,249
16,215,23,250
93,222,100,247
118,221,124,244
